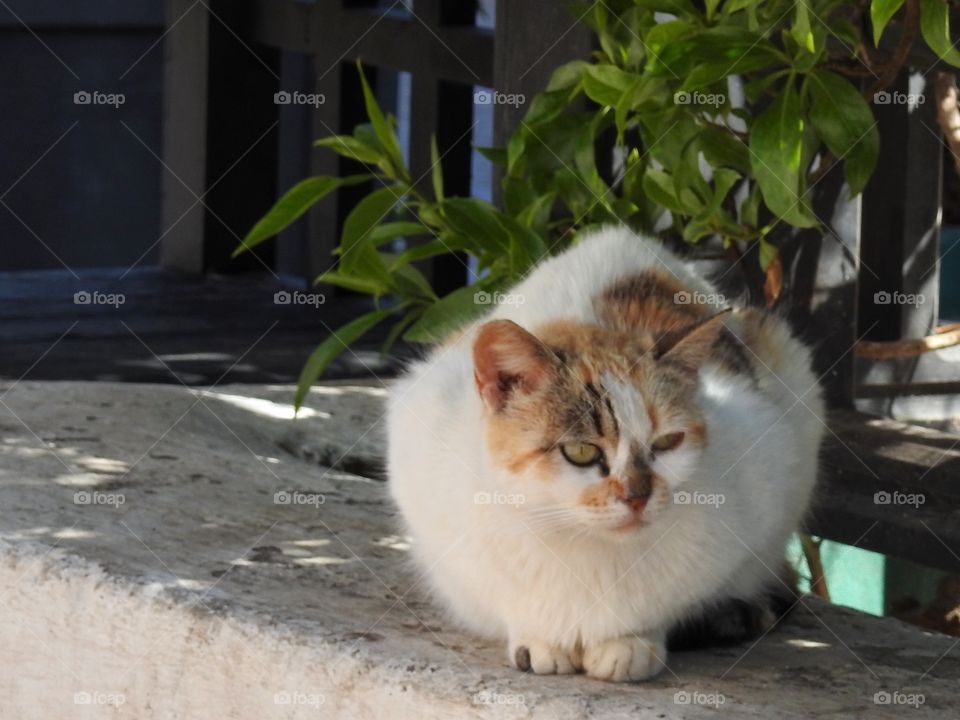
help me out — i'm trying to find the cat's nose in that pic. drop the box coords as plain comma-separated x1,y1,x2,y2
622,472,653,511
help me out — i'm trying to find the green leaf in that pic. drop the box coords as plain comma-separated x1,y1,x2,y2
674,139,711,213
724,0,761,13
682,216,717,243
705,168,741,216
615,77,644,142
582,64,639,107
871,0,906,46
235,175,369,256
388,235,477,268
338,186,405,282
357,62,407,177
365,221,430,248
920,0,960,67
758,237,778,271
700,126,751,174
500,214,550,272
807,71,879,195
516,192,556,232
313,135,383,164
404,284,493,343
295,307,396,409
475,146,507,165
546,60,589,91
430,135,444,201
682,48,779,90
740,181,762,227
749,78,818,228
389,260,438,301
380,307,424,358
440,198,512,254
792,1,816,54
314,270,389,295
642,168,687,214
524,89,573,125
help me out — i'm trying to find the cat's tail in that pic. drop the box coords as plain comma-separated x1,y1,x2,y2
667,564,800,651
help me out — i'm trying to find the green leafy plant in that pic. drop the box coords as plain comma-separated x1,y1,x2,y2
235,0,960,407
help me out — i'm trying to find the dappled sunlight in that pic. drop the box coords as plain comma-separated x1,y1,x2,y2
193,390,326,420
296,384,387,398
54,471,119,487
373,535,412,552
786,638,832,649
175,578,213,591
76,457,129,475
50,528,98,540
292,556,352,566
286,539,332,548
874,440,960,465
0,525,100,543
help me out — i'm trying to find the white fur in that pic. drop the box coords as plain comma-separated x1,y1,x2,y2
387,227,824,680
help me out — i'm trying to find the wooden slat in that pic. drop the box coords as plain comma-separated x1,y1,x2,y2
810,409,960,572
0,268,398,384
859,69,942,344
492,0,592,148
159,0,210,272
248,0,493,87
779,166,862,407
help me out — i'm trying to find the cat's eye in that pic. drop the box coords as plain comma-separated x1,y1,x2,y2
560,442,602,467
651,432,685,453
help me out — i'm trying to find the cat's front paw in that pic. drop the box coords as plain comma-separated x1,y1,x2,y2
583,636,666,682
510,639,583,675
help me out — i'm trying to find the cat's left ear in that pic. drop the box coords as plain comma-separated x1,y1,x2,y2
474,320,554,412
654,309,731,373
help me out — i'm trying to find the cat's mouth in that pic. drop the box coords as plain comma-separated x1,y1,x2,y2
609,508,648,533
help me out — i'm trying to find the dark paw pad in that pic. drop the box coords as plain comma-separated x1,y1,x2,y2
514,646,531,671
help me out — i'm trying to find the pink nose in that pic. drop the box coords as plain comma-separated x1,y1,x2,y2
622,496,648,513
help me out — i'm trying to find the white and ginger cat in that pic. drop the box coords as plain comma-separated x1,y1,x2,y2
387,226,823,682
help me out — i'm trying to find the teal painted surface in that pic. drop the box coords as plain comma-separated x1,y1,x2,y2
789,537,948,618
941,227,960,320
884,557,947,615
789,536,885,616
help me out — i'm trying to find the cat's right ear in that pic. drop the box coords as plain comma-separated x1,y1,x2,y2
473,320,553,412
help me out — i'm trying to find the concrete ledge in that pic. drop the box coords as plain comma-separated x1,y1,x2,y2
0,381,956,718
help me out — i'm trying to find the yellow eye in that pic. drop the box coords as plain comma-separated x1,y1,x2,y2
651,432,685,453
560,442,602,467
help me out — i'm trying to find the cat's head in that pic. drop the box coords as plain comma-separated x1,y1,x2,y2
473,314,726,539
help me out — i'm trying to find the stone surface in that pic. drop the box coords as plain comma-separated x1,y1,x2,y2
0,380,956,719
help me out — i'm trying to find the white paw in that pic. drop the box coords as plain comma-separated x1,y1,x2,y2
510,639,582,675
583,636,666,682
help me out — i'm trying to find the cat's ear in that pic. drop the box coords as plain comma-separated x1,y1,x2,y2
473,320,554,412
654,309,731,373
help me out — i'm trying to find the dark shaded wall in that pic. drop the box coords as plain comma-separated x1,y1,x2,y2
0,1,164,271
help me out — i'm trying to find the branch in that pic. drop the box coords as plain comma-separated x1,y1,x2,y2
800,534,831,601
856,323,960,359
